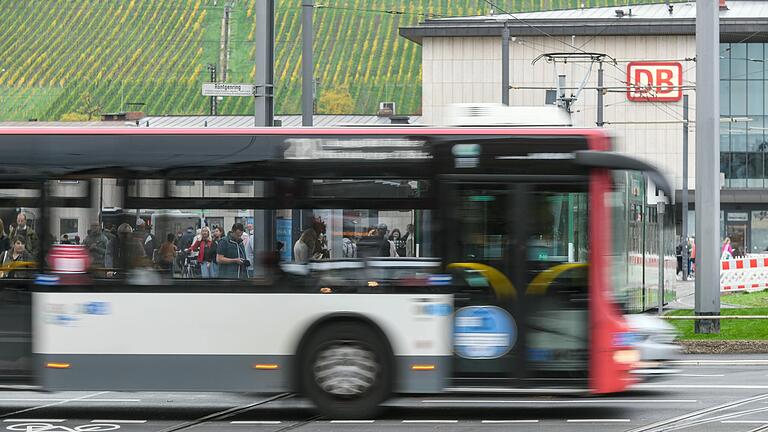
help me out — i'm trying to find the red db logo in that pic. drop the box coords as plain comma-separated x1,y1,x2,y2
626,62,682,102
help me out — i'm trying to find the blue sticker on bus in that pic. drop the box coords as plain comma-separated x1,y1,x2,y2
613,332,642,347
454,306,516,359
428,274,452,286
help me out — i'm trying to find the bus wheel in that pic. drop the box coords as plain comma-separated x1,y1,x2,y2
300,322,392,419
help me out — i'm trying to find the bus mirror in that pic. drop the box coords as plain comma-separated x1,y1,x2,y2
573,150,671,197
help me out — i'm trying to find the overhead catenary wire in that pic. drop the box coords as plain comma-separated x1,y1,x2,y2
484,0,689,123
510,33,688,123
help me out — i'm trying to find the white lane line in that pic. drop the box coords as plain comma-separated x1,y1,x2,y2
0,391,109,420
330,420,376,424
3,419,66,423
637,384,768,390
679,374,725,377
722,420,768,424
92,420,147,424
481,420,539,424
0,398,140,402
567,419,631,423
421,399,697,404
673,360,768,366
230,421,282,425
403,420,459,423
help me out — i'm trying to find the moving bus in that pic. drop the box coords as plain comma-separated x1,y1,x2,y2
0,128,671,418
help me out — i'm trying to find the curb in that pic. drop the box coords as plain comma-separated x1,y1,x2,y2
671,359,768,366
679,340,768,355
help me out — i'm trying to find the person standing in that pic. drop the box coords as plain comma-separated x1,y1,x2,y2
190,227,215,278
689,236,696,278
9,212,38,257
293,217,325,263
389,228,406,258
405,223,416,257
210,226,223,278
84,223,110,272
1,236,34,278
357,224,392,258
0,218,9,255
158,233,178,275
216,223,248,279
721,237,734,260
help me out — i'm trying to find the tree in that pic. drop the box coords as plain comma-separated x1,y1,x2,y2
59,112,91,122
76,92,103,120
318,86,354,114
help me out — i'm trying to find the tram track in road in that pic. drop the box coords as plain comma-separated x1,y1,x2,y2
625,392,768,432
157,393,296,432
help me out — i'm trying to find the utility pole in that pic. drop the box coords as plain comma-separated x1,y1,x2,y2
694,0,720,333
207,64,217,116
302,0,314,126
254,0,274,126
682,94,689,281
596,61,604,127
658,199,666,315
501,20,510,105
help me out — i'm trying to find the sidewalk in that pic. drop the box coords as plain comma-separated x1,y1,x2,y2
666,278,744,309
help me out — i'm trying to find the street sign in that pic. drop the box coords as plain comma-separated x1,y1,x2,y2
202,83,254,97
626,62,683,102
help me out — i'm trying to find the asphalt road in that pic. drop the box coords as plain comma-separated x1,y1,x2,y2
2,356,768,432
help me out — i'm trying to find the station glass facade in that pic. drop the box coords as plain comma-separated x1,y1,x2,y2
719,43,768,254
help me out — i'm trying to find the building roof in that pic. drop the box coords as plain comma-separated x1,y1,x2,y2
400,1,768,43
0,115,422,129
137,114,422,128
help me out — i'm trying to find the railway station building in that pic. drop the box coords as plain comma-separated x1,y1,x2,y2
400,0,768,255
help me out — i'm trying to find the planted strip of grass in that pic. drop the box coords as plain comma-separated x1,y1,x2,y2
666,308,768,340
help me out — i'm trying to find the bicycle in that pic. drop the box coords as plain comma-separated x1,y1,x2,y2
177,250,200,279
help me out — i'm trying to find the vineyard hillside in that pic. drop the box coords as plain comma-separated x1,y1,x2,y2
0,0,678,120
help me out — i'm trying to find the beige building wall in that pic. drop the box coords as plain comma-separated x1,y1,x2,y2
422,35,697,192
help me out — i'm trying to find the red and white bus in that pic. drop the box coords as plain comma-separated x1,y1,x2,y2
0,127,670,418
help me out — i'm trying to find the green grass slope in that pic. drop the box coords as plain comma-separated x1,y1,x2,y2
0,0,678,120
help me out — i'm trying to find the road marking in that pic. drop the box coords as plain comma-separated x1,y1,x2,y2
421,399,697,404
230,421,282,424
0,391,109,420
672,360,768,366
92,420,147,424
637,384,768,390
722,420,768,424
0,399,139,402
403,420,459,423
3,419,66,423
330,420,375,424
567,419,631,423
481,420,539,423
679,374,725,377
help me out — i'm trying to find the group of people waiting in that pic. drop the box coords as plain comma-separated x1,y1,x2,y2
81,220,256,280
293,217,415,263
155,222,255,279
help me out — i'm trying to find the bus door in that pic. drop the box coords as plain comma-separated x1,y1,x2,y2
0,181,42,384
443,179,590,389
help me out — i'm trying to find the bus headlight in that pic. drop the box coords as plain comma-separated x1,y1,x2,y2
613,349,640,365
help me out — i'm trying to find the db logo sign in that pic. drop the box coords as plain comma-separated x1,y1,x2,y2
626,62,682,102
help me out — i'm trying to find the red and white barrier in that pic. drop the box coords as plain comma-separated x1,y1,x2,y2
720,256,768,292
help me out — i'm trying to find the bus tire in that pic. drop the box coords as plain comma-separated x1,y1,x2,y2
299,321,392,419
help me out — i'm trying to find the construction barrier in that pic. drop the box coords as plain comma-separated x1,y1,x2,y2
720,256,768,292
